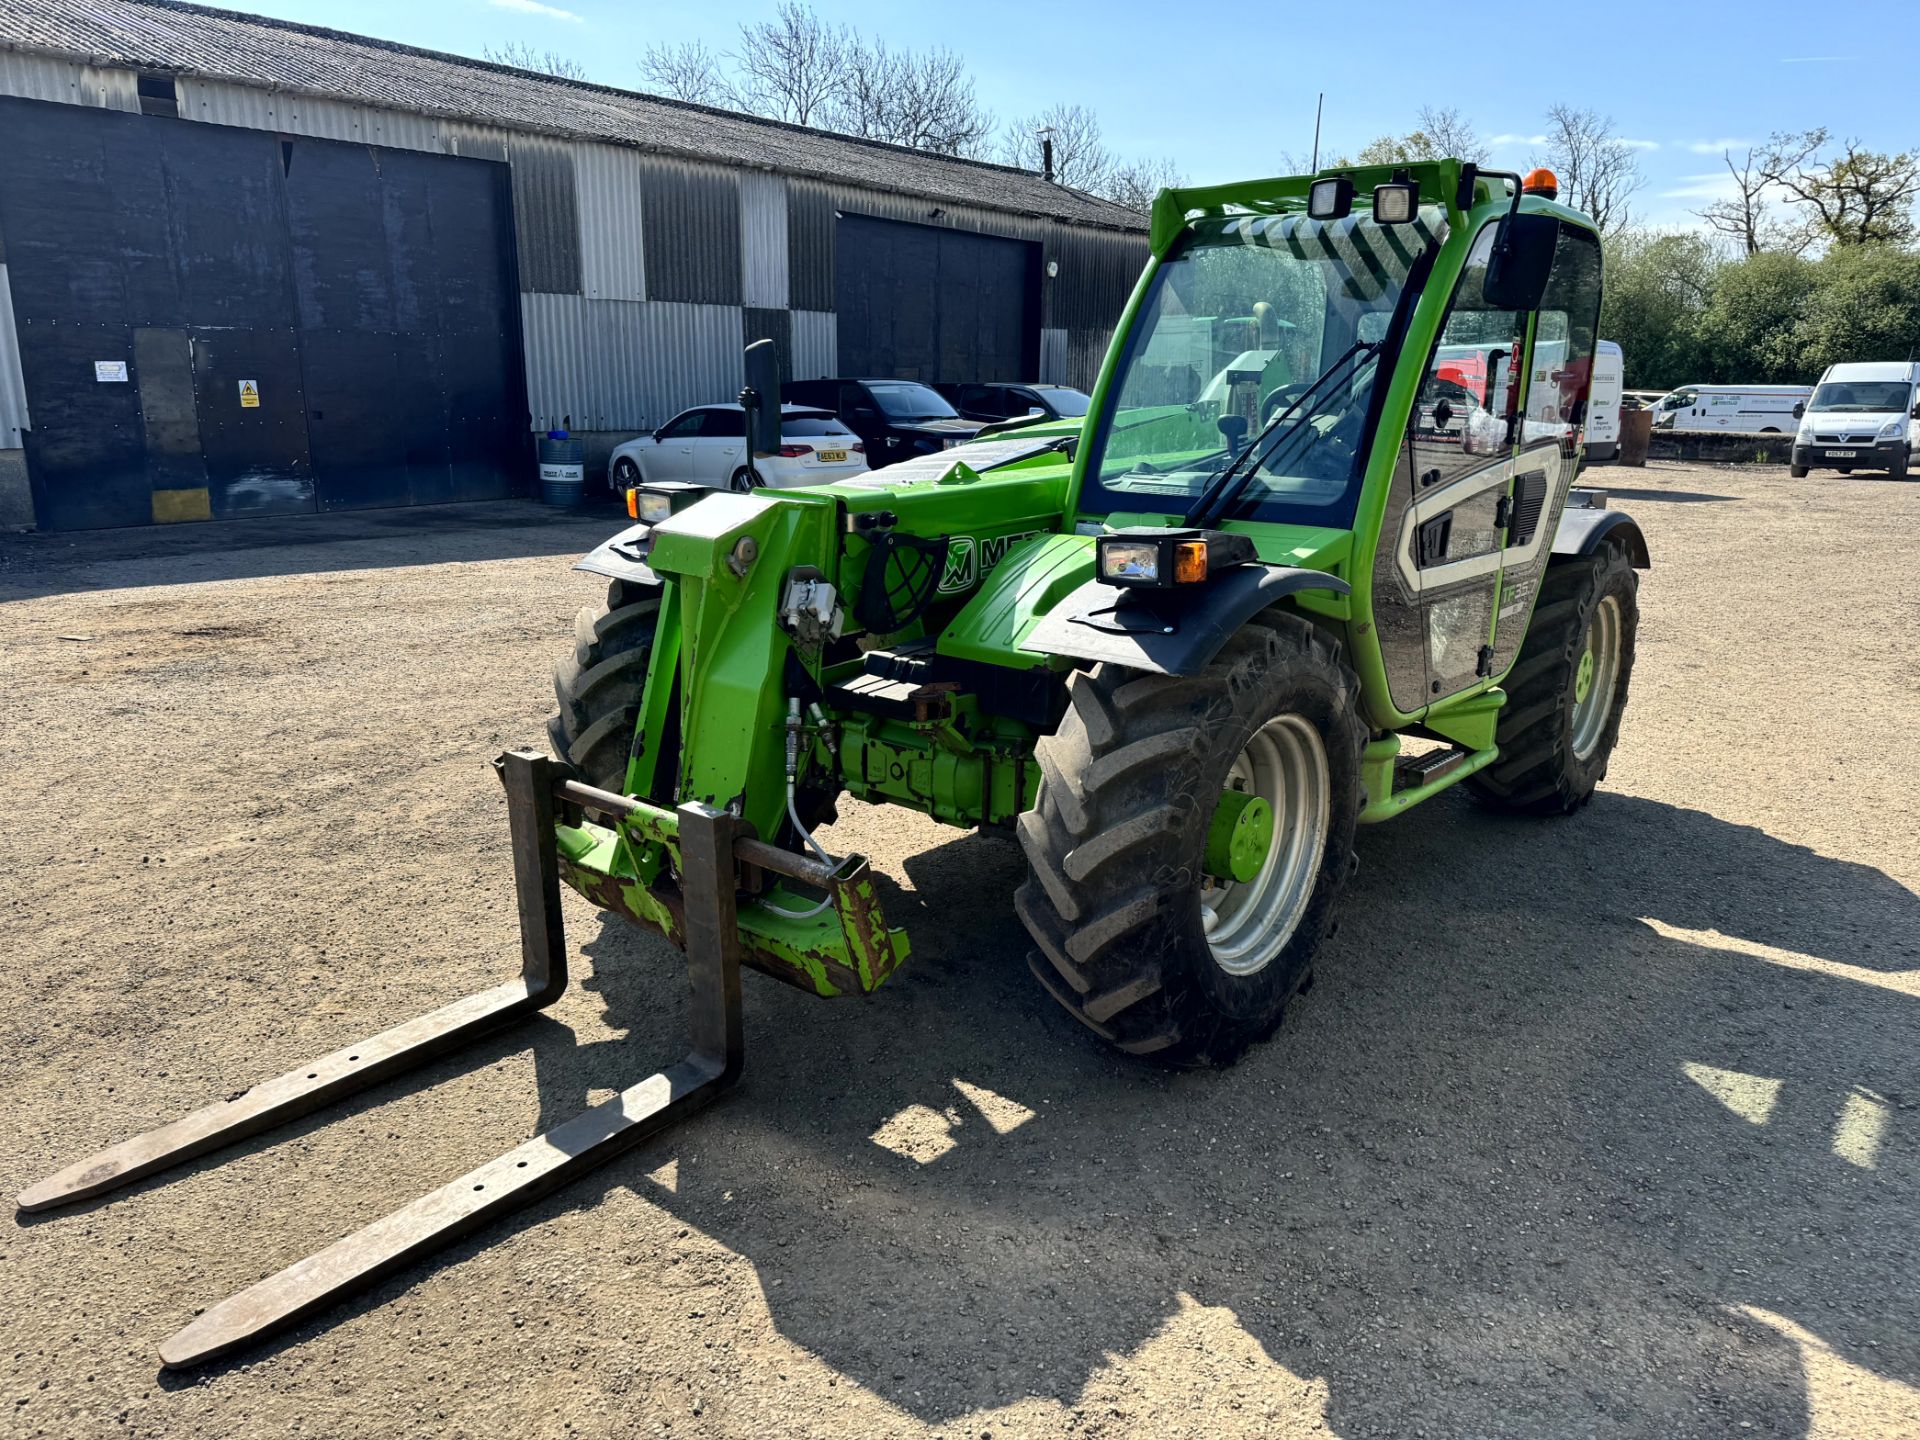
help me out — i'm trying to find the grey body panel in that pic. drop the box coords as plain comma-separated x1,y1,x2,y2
1025,565,1350,677
1551,507,1650,567
574,523,662,587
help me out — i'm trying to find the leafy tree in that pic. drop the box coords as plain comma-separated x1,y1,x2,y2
1792,245,1920,373
1762,129,1920,248
1698,251,1816,382
1598,231,1718,387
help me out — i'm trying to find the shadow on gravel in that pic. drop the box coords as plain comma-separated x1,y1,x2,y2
136,790,1917,1435
0,499,620,601
1598,486,1740,504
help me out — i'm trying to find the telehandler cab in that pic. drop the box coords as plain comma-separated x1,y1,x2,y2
22,160,1648,1365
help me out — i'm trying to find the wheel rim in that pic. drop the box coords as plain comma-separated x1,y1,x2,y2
1201,713,1330,976
1571,594,1622,761
614,461,637,485
731,468,755,492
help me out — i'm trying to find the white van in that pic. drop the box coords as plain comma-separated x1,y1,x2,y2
1584,340,1624,462
1791,361,1920,479
1651,384,1810,433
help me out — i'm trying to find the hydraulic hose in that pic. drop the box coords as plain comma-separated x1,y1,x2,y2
758,698,839,921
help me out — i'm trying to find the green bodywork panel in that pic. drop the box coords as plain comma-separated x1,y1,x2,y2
549,157,1607,999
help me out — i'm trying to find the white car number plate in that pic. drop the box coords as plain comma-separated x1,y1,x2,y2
1828,449,1856,458
817,448,848,463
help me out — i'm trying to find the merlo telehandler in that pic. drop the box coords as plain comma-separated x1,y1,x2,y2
22,160,1648,1366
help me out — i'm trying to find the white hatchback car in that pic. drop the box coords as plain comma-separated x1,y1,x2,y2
608,403,868,492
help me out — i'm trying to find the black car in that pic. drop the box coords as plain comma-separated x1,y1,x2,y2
933,381,1092,425
780,379,985,468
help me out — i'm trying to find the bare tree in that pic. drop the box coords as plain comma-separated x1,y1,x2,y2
1103,155,1184,212
730,1,847,127
831,40,992,156
1416,104,1487,164
1695,145,1812,256
1761,128,1920,248
481,41,587,80
1352,131,1439,166
638,39,728,106
1532,104,1644,232
1002,104,1112,190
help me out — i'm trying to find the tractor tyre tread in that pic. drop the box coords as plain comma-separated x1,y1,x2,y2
1468,545,1637,816
1017,612,1364,1068
551,582,662,792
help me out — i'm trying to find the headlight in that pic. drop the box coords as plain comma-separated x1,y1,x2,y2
634,490,674,524
1095,529,1259,588
1797,421,1814,440
1098,540,1163,584
1880,418,1904,438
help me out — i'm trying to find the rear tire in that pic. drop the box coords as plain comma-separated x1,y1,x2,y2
730,465,760,492
1469,546,1637,816
549,579,662,793
1016,614,1364,1068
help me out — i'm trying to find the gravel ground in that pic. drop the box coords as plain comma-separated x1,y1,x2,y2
1,462,1915,1440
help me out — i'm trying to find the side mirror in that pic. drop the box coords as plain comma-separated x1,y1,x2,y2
1482,212,1558,312
1027,406,1046,418
1793,401,1806,419
742,338,782,457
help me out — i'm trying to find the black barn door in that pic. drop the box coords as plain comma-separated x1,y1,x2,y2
835,213,1036,382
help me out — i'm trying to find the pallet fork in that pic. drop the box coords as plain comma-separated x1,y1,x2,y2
15,751,781,1369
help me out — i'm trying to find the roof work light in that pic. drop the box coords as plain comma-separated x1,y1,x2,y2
1307,176,1354,220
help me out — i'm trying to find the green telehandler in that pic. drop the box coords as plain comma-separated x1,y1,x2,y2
21,160,1648,1366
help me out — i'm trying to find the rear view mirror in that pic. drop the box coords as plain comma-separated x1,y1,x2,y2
1217,414,1249,451
742,339,782,456
1482,213,1558,312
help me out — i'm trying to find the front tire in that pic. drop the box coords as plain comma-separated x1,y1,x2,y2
730,465,760,493
1789,464,1809,478
549,579,662,792
1890,451,1910,481
1469,546,1638,815
612,456,641,489
1016,614,1364,1067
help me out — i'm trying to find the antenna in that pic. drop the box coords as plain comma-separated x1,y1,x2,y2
1311,93,1324,171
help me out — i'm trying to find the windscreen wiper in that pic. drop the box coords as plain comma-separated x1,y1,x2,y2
1184,340,1378,529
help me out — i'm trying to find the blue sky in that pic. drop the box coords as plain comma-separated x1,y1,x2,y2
233,0,1904,229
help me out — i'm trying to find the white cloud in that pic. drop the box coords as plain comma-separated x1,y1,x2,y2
1660,171,1742,201
1687,137,1754,155
488,0,582,20
1620,138,1661,152
1781,54,1853,63
1489,133,1549,147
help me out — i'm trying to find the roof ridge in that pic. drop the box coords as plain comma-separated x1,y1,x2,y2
61,0,1139,218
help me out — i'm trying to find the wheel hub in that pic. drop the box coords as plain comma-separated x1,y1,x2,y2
1574,646,1595,704
1200,713,1331,977
1204,789,1274,884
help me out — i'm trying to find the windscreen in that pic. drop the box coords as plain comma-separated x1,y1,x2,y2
1078,208,1445,526
1042,389,1091,417
1809,380,1912,412
782,415,853,436
869,383,959,419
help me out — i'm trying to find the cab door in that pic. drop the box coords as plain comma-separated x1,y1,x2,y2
1381,222,1533,703
1484,220,1603,679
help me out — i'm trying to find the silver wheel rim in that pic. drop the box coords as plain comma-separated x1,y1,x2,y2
1201,713,1330,976
1571,594,1622,762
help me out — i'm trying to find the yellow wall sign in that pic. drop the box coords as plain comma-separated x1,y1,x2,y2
238,379,260,408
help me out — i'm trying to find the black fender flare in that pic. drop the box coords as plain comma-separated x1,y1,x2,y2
573,522,661,587
1023,564,1352,677
1552,507,1650,568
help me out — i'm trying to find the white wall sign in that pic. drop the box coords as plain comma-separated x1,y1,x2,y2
94,361,128,382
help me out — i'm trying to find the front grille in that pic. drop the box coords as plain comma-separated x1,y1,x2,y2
1814,433,1874,444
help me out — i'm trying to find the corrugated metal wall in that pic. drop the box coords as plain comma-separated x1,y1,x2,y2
739,171,788,309
0,263,28,448
175,77,443,150
791,309,836,380
0,51,138,110
509,136,582,296
1038,328,1069,386
520,294,743,432
639,157,741,306
576,143,647,302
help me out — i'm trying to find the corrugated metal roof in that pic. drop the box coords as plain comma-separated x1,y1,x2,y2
1,0,1147,235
